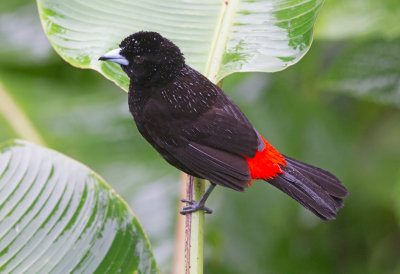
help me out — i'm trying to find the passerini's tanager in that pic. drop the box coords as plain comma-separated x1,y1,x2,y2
99,31,348,221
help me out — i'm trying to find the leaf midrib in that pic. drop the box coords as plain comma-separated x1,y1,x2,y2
204,0,239,83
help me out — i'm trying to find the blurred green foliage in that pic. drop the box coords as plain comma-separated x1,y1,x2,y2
315,0,400,39
322,39,400,107
0,0,400,273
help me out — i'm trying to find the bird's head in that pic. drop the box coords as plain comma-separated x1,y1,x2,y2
99,31,185,86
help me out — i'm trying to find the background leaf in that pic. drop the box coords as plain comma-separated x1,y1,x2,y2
36,0,323,87
321,39,400,107
0,140,158,273
315,0,400,39
313,0,400,107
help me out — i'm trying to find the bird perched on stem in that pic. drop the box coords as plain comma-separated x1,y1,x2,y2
100,31,348,221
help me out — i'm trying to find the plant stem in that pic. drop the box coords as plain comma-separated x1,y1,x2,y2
172,173,187,274
184,176,206,274
0,81,45,145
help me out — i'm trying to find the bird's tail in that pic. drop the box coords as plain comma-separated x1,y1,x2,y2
267,156,349,221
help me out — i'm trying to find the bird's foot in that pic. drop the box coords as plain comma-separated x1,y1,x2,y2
180,199,213,215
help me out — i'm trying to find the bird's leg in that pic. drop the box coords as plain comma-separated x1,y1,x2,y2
180,183,216,215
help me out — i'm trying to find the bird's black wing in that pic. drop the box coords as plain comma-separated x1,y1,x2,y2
168,66,262,158
181,106,259,158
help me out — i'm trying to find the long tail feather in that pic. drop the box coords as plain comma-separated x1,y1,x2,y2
268,156,348,221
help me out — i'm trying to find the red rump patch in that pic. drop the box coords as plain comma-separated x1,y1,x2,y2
245,136,286,184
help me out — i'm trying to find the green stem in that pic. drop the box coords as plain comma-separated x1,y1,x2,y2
184,176,206,274
0,81,45,145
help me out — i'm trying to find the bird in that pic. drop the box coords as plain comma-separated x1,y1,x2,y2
99,31,348,221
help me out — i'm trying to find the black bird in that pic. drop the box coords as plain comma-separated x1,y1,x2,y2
99,31,348,220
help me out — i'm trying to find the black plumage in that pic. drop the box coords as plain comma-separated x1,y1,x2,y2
270,156,347,221
126,51,257,191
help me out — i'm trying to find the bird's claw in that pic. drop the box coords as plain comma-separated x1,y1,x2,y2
180,199,213,215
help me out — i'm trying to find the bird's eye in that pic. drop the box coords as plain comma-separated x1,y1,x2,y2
133,55,144,64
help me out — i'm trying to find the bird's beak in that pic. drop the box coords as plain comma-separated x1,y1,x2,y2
99,48,129,65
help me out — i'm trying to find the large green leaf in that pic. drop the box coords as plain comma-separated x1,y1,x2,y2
36,0,323,88
0,140,158,273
